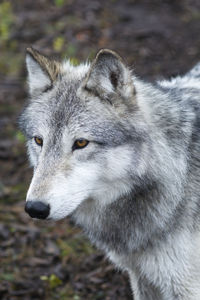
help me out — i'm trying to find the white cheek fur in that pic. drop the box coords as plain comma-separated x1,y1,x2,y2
48,163,101,220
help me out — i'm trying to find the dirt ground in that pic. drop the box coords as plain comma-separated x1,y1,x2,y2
0,0,200,299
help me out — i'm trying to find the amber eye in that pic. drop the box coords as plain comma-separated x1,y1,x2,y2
72,139,89,151
34,136,43,146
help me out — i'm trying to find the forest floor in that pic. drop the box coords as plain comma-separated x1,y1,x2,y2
0,0,200,299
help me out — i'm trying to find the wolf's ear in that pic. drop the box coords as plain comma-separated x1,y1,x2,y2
84,49,135,104
26,47,61,95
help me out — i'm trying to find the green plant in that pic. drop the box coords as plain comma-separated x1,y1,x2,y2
40,274,63,289
0,1,14,43
54,0,65,7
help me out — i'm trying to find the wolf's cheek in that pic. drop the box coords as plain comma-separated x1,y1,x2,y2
47,163,101,220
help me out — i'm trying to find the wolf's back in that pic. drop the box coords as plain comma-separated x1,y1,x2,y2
187,62,200,79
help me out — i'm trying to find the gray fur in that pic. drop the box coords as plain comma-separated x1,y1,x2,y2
20,48,200,300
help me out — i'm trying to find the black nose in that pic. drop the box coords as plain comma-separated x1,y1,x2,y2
25,201,50,219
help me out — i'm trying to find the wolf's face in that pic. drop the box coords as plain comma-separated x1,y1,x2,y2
20,48,148,220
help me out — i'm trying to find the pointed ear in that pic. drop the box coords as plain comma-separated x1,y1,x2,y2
84,49,135,104
26,47,61,95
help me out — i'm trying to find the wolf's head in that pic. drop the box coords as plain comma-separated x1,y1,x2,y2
20,48,148,220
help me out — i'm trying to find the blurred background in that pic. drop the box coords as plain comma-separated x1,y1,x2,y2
0,0,199,299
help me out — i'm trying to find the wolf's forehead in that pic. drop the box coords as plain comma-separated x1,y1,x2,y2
35,79,99,133
42,84,82,129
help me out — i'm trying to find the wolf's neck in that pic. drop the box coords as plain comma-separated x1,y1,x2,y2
73,176,184,255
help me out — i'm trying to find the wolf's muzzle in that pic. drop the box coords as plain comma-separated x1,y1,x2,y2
25,201,50,219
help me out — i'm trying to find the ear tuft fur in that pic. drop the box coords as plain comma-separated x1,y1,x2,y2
26,47,61,95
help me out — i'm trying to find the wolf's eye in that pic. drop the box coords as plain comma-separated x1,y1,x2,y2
72,139,89,151
34,136,43,146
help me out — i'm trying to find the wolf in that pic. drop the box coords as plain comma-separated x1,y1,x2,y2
19,47,200,300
